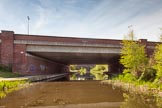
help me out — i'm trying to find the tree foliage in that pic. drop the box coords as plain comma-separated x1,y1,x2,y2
90,65,108,80
120,31,148,78
69,65,77,72
69,65,86,74
153,44,162,80
91,65,108,72
160,28,162,41
138,68,156,82
79,67,86,75
152,29,162,82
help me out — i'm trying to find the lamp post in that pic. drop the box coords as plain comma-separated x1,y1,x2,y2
128,25,134,40
27,16,30,35
20,51,24,63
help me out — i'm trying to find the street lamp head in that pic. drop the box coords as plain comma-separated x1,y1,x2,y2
20,51,24,54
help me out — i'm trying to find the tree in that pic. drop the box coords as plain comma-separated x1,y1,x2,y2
120,30,148,78
79,67,86,76
90,65,108,80
160,28,162,41
153,28,162,82
70,74,77,80
69,65,77,72
153,43,162,81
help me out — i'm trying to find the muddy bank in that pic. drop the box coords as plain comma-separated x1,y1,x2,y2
101,80,162,97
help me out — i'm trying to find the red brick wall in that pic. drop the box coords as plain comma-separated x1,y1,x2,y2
147,49,154,57
24,54,67,75
138,39,157,57
0,33,2,61
0,43,2,64
13,44,27,73
147,41,160,57
0,31,14,69
13,44,68,75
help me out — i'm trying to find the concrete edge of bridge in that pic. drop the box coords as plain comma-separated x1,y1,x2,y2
0,73,69,82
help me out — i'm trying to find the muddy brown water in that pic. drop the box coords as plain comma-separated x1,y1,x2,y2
0,81,160,108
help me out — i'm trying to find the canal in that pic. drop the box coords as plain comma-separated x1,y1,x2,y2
0,81,160,108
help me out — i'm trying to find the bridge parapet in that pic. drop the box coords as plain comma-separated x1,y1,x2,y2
26,45,121,54
14,34,122,45
14,40,122,48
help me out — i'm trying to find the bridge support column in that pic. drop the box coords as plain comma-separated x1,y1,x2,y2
60,65,70,80
0,30,14,71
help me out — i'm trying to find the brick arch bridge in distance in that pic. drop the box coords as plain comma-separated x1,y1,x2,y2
0,30,159,79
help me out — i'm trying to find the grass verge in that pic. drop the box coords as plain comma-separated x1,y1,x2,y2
0,69,29,99
0,70,21,78
0,80,29,98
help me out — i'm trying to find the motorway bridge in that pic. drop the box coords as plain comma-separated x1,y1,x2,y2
0,30,158,78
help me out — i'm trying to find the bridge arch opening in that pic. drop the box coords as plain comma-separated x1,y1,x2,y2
69,64,108,80
26,51,122,74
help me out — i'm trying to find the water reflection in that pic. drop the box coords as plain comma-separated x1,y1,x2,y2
0,91,6,98
0,88,17,99
121,93,162,108
0,84,27,99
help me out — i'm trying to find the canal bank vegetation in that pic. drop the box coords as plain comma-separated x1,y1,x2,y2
0,66,29,98
0,80,29,98
121,92,162,108
103,29,162,98
0,66,21,78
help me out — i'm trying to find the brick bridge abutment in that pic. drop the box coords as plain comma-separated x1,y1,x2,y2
0,30,69,76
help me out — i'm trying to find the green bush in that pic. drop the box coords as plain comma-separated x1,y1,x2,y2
115,73,136,83
0,80,26,91
153,44,162,83
120,34,148,78
139,68,156,82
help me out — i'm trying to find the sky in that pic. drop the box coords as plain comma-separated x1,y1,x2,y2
0,0,162,41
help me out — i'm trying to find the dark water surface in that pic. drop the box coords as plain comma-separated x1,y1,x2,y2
0,81,160,108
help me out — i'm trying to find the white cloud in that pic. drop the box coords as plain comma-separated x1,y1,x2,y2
34,6,48,31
